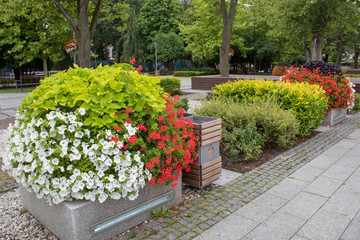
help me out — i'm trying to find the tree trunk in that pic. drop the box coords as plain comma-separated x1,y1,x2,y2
220,0,237,77
78,0,91,68
335,41,344,66
354,48,359,69
311,33,323,61
42,57,48,78
302,36,311,63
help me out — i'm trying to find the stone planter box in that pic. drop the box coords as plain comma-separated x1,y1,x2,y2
183,116,222,187
19,177,182,240
321,108,347,126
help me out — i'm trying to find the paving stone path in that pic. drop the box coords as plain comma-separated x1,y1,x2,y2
120,112,360,240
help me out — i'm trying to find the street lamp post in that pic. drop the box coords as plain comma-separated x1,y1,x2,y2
154,42,158,76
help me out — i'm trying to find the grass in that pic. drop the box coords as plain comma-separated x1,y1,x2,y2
347,74,360,78
0,87,36,94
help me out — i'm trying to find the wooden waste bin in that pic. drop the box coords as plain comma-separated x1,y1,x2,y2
183,116,222,188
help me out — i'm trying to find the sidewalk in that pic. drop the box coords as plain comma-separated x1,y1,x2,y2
195,128,360,240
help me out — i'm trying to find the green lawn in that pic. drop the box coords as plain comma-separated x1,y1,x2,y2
0,87,36,94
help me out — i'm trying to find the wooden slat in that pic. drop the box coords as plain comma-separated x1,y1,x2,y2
187,168,200,175
182,177,200,186
202,171,221,185
201,161,222,175
202,166,221,180
200,156,221,169
197,119,222,130
182,172,200,181
199,124,221,135
199,130,222,141
200,135,222,146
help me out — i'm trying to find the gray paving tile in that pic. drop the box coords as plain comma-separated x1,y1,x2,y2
322,164,355,181
266,178,308,200
297,209,353,240
245,211,306,240
306,154,339,169
353,167,360,176
193,213,258,240
346,129,360,140
235,193,288,223
343,174,360,194
303,175,343,197
336,152,360,168
279,192,327,220
321,187,360,218
290,234,311,240
288,164,324,183
340,210,360,240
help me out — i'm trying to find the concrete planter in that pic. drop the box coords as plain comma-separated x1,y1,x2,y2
19,177,182,240
321,108,347,126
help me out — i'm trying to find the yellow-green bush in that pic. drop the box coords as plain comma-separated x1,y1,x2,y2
212,79,328,136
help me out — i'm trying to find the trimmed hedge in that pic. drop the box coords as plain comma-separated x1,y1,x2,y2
212,79,328,136
159,77,181,96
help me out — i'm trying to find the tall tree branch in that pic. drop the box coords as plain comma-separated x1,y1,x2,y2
89,0,104,39
49,0,79,36
221,0,227,25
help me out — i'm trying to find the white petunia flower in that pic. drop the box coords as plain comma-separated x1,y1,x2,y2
78,108,86,116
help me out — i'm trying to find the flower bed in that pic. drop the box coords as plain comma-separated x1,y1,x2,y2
2,64,197,205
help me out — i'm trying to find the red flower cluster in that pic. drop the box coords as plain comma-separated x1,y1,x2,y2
272,66,290,76
112,95,198,188
64,39,78,53
282,67,354,110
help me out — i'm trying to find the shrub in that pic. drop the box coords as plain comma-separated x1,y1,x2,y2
223,122,265,161
352,93,360,111
212,79,328,136
174,97,189,113
282,67,355,110
159,67,168,76
303,61,342,76
173,71,211,77
2,64,197,204
159,77,181,96
194,97,300,160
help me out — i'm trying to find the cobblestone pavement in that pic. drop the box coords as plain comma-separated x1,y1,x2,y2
119,112,360,240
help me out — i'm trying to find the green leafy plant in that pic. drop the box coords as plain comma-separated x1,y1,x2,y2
173,71,212,77
222,122,265,161
174,98,189,113
151,206,175,219
159,77,182,96
194,97,300,160
213,79,328,136
351,93,360,111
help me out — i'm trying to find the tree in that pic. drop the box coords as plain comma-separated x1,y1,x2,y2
0,0,69,77
137,0,185,63
152,32,185,69
50,0,104,68
219,0,238,76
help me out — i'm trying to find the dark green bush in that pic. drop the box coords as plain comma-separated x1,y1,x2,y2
352,93,360,111
159,77,181,96
194,97,300,160
222,122,265,161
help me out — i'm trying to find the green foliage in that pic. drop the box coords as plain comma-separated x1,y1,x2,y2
151,32,186,62
159,67,169,76
194,97,300,160
223,122,265,161
173,71,213,77
212,80,328,136
174,98,189,113
352,93,360,111
20,64,166,129
159,77,181,95
151,206,175,219
0,0,69,68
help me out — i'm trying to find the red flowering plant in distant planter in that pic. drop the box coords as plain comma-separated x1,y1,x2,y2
281,67,355,110
64,39,78,53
